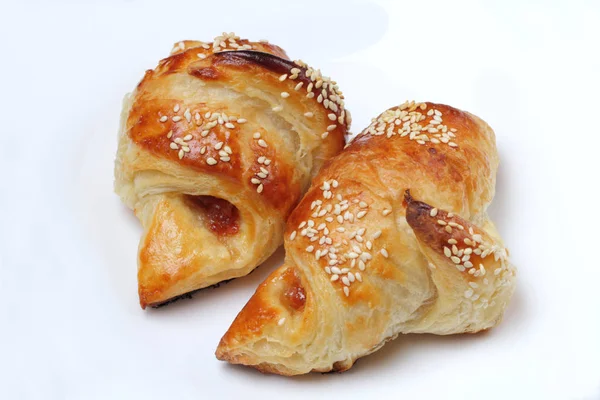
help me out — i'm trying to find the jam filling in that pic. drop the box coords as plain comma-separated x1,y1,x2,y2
185,195,240,236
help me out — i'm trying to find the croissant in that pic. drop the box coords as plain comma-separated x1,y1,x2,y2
216,101,517,375
114,33,350,308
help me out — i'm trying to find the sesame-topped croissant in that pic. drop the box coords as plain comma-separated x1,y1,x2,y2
114,33,350,308
216,101,516,375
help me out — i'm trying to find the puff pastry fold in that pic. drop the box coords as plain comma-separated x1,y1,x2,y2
216,101,516,375
114,33,350,308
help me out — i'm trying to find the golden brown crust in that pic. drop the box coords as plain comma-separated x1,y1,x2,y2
216,101,516,375
114,33,350,308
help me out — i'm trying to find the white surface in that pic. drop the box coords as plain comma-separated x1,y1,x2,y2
1,0,599,399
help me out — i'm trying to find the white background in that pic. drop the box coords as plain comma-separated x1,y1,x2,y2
1,0,599,399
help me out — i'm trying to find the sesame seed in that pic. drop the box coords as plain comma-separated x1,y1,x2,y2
281,92,290,98
430,208,438,217
451,256,461,264
197,53,207,59
257,184,264,193
258,139,268,148
494,268,502,275
469,282,479,289
178,149,184,159
343,286,350,296
169,142,179,150
448,239,457,245
359,201,368,208
328,113,337,121
200,146,206,154
304,112,314,118
159,116,168,122
327,124,337,131
279,74,287,81
372,230,382,240
224,122,234,129
382,209,391,216
251,178,261,184
253,132,261,139
331,274,339,282
443,247,452,257
331,267,342,275
183,134,193,141
321,132,329,139
464,289,474,299
380,248,389,258
358,260,366,271
173,104,180,113
166,130,173,139
306,245,314,253
356,210,367,219
206,157,217,165
479,264,487,276
342,276,350,286
445,226,453,234
278,318,286,326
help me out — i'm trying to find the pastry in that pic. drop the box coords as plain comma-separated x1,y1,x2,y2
114,33,350,308
216,101,516,375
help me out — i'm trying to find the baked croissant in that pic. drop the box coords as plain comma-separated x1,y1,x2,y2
114,33,350,308
216,101,517,375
